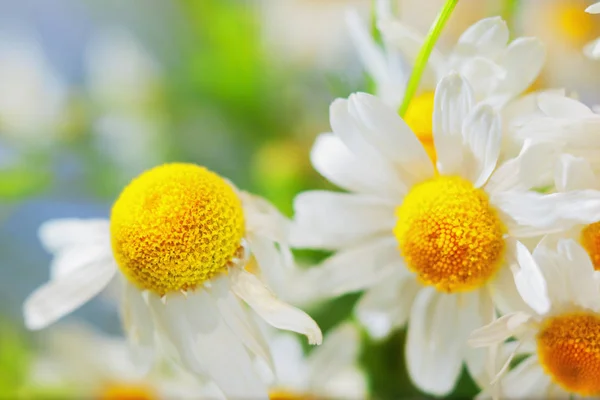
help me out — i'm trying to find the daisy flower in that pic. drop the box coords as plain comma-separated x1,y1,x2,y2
23,163,322,399
31,322,223,399
469,238,600,398
290,72,600,396
258,322,367,400
349,5,545,110
585,2,600,59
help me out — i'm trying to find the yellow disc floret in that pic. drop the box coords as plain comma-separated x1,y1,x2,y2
537,312,600,396
110,163,245,295
394,175,505,293
404,91,436,164
100,383,156,400
580,222,600,271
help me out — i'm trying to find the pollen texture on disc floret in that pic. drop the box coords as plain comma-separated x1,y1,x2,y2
110,163,245,295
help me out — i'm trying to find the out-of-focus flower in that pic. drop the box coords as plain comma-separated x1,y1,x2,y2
585,2,600,58
290,73,600,396
23,163,322,399
258,322,367,400
31,322,221,399
350,11,545,110
470,239,600,398
0,31,68,146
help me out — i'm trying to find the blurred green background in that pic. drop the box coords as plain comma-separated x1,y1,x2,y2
1,0,600,398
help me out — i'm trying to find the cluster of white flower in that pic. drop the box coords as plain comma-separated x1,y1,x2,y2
21,1,600,399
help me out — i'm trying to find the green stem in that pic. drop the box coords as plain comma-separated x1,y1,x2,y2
501,0,519,35
398,0,459,117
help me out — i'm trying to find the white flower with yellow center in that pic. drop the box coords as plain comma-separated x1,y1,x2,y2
469,239,600,398
349,5,545,110
585,2,600,59
23,163,322,399
290,72,600,396
259,322,367,400
31,322,223,400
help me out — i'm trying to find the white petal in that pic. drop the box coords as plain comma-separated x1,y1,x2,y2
433,72,474,175
489,261,535,315
305,236,403,298
406,289,464,396
537,93,593,118
489,38,545,106
458,56,505,100
310,133,404,200
586,2,600,13
462,103,501,188
513,241,550,315
493,190,600,232
50,244,113,280
121,281,155,374
207,275,273,370
306,323,361,390
584,37,600,59
554,154,597,192
290,190,395,250
454,17,509,59
500,356,551,398
24,260,117,330
148,292,268,399
348,92,435,185
247,232,290,298
355,275,419,339
38,218,110,253
468,312,532,348
241,192,289,244
230,267,322,345
267,333,309,390
557,239,600,310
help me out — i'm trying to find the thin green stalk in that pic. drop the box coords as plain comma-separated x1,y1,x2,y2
398,0,459,117
501,0,519,35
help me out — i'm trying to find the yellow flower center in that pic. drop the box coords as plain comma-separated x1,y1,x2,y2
404,91,436,164
269,389,316,400
554,2,596,45
394,175,505,293
110,163,245,295
579,221,600,271
537,312,600,396
99,383,155,400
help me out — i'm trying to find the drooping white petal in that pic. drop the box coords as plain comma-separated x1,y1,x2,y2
207,275,273,370
462,103,501,188
488,260,535,315
554,154,597,192
347,92,435,185
454,17,509,59
120,281,155,374
310,133,404,200
147,292,268,399
50,244,113,280
584,37,600,59
266,332,309,390
38,218,110,253
468,312,532,348
355,275,419,339
512,241,550,315
493,190,600,232
433,72,474,176
290,190,395,250
246,232,290,297
303,236,403,298
557,239,600,311
406,289,465,396
306,323,361,391
24,260,117,330
230,267,322,345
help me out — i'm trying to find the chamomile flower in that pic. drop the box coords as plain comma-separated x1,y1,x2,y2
290,72,600,396
31,322,222,400
23,163,322,399
349,5,545,110
585,2,600,59
259,322,367,400
469,239,600,398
